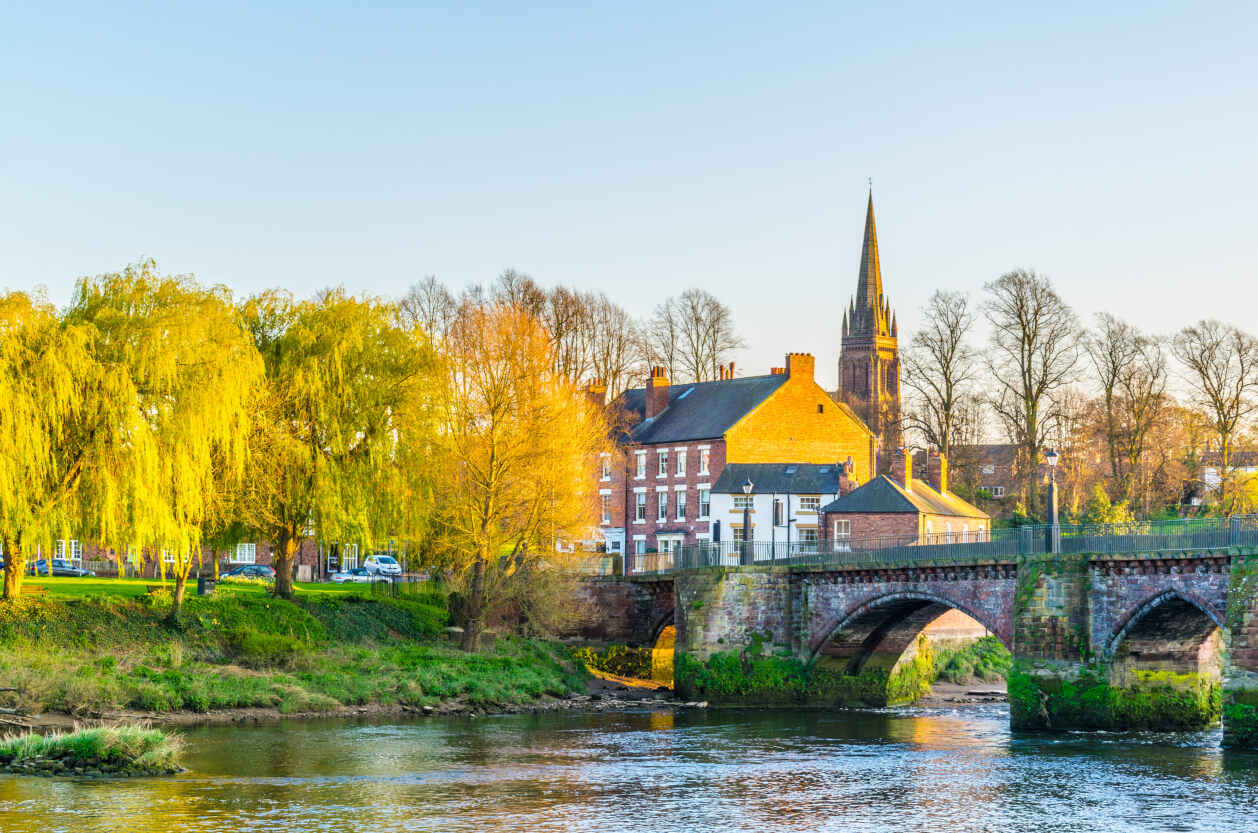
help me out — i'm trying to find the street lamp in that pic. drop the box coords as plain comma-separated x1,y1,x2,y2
741,477,754,566
1045,448,1060,553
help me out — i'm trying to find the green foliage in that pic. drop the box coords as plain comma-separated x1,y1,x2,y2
228,627,312,668
0,725,184,776
573,644,653,678
932,637,1012,684
1082,484,1135,524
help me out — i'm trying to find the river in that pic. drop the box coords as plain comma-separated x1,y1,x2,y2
1,705,1256,832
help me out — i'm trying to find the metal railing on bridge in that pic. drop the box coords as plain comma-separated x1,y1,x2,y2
622,515,1258,576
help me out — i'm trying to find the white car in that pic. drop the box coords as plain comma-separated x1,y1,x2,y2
331,567,390,584
364,554,403,576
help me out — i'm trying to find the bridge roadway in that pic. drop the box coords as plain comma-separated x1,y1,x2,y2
580,545,1258,747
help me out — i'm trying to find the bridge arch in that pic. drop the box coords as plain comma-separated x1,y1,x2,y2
808,590,1009,668
1104,590,1224,687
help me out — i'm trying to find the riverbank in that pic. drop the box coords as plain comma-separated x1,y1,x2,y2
0,581,591,729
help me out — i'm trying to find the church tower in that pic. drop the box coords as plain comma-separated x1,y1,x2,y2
837,191,901,465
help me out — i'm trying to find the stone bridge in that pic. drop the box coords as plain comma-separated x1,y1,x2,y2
580,549,1258,747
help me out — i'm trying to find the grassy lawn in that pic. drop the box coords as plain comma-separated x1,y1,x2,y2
24,575,375,600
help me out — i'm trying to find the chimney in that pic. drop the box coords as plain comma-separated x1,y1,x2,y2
926,450,948,494
837,458,856,495
785,352,815,381
584,378,607,410
645,366,670,419
891,447,913,491
770,366,785,375
718,365,726,381
728,361,735,378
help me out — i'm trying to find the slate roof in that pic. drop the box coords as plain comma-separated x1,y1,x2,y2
820,475,988,520
617,374,791,445
712,463,845,495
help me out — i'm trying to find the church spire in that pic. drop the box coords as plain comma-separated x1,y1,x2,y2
851,190,888,337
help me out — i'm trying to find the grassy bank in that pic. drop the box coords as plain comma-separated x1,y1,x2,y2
0,725,182,776
0,580,587,719
931,637,1012,686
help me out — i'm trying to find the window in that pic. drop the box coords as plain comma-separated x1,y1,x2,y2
162,549,175,564
657,492,668,521
236,543,257,563
799,496,821,512
817,404,824,414
658,451,668,477
983,465,995,474
600,495,611,524
985,486,1006,498
676,450,686,476
600,457,611,479
699,489,711,519
676,490,686,520
343,544,359,570
635,540,646,555
733,495,753,510
56,540,82,562
799,528,818,546
699,449,710,474
635,493,647,522
635,452,646,479
734,525,752,542
833,519,851,538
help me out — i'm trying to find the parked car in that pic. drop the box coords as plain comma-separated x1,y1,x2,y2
221,564,277,579
331,567,390,584
28,558,94,577
363,554,402,576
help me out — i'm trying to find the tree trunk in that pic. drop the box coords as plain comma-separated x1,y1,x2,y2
274,530,299,599
170,570,188,623
459,556,487,652
2,537,23,600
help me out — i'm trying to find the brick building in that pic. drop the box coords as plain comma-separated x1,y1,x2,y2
820,449,989,543
597,352,875,559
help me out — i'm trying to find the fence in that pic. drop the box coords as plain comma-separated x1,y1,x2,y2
623,515,1258,576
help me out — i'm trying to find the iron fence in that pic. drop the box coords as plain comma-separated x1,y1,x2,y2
620,515,1258,576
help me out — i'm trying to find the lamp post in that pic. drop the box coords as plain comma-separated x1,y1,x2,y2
741,477,754,566
1045,448,1060,554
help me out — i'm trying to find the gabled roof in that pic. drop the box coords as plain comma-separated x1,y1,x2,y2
617,374,790,445
820,475,988,520
711,463,845,496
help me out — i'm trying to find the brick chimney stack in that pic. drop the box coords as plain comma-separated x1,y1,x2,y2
645,366,670,419
584,378,607,410
785,352,815,381
891,447,913,491
926,450,948,494
837,456,857,495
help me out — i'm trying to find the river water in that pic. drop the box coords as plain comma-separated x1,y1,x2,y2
2,705,1256,832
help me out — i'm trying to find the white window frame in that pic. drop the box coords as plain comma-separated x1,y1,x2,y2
657,451,668,477
699,489,711,519
676,450,687,476
235,542,257,564
798,527,819,545
635,452,646,479
657,491,668,521
600,455,611,480
600,495,611,524
676,489,686,520
733,495,753,510
635,493,647,522
833,519,851,538
56,539,83,563
699,448,710,475
799,496,821,512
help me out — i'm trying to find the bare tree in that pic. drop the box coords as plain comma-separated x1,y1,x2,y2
1171,320,1258,510
644,288,745,383
984,269,1081,516
399,276,457,341
587,293,644,400
902,290,979,459
1086,314,1168,502
543,286,596,383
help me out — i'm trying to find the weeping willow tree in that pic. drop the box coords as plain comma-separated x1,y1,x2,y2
68,264,262,618
241,288,437,599
431,299,610,652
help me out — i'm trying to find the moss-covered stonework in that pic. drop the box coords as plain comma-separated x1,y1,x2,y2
1223,556,1258,747
1009,660,1220,731
675,633,936,707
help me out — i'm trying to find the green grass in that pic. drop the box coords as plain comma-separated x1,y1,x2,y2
0,725,183,775
23,575,375,600
0,580,587,719
931,637,1013,685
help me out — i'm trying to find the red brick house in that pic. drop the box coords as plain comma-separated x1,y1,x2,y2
595,352,875,560
820,449,989,544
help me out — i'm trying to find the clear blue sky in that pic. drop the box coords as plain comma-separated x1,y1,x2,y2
3,2,1255,388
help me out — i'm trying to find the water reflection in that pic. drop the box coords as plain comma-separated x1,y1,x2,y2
2,706,1256,833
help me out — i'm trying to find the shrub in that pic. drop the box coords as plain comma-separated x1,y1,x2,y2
228,627,312,669
573,644,653,679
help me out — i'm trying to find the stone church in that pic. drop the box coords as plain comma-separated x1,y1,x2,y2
835,191,901,468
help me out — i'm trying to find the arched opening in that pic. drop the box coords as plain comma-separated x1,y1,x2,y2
652,624,676,687
1106,593,1223,729
810,595,1008,707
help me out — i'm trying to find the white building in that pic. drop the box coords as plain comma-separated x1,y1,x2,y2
708,462,855,550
